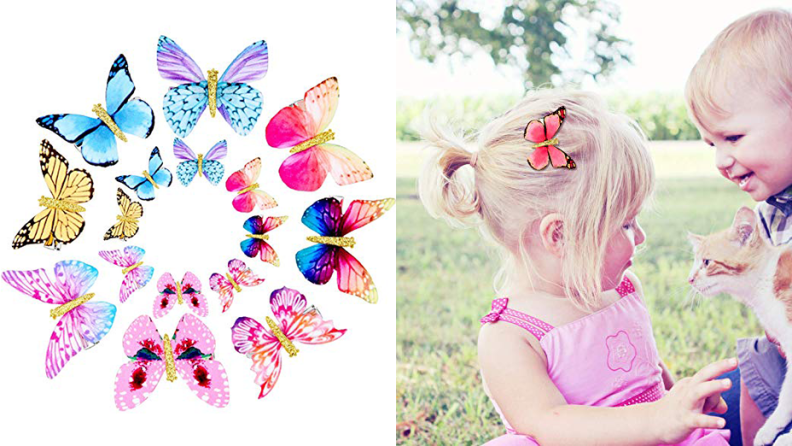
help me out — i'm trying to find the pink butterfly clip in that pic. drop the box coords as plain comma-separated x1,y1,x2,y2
154,272,208,318
265,77,373,191
209,259,265,312
231,287,345,398
225,157,277,213
99,246,154,303
523,106,576,170
114,313,230,410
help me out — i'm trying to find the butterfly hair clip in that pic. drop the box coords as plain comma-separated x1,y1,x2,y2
116,147,172,201
37,55,155,167
174,138,227,186
154,272,208,318
99,246,154,303
231,287,345,398
2,261,116,378
241,216,287,266
104,188,143,241
157,35,268,137
297,197,394,303
225,157,277,213
13,140,94,250
114,314,230,410
524,106,576,170
209,259,265,313
266,77,373,191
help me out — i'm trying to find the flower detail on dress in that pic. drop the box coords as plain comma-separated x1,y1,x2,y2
606,330,637,372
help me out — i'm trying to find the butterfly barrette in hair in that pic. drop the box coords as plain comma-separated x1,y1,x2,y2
37,55,154,167
523,106,576,170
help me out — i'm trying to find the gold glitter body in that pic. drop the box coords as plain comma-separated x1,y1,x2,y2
197,153,204,177
175,280,183,305
163,334,178,382
245,234,270,240
226,273,241,292
238,183,259,195
266,316,299,357
532,138,559,148
142,171,159,189
92,104,127,142
39,196,86,213
122,261,143,275
290,129,335,154
116,214,138,223
50,293,94,319
207,69,219,118
307,235,356,248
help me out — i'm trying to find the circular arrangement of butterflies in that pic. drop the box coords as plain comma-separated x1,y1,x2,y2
4,36,393,409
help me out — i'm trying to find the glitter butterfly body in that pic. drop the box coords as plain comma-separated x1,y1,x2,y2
115,147,173,201
174,138,227,186
297,197,394,303
231,287,345,399
104,188,143,241
524,106,576,170
99,246,154,303
1,261,116,378
157,35,268,137
114,313,230,410
241,216,287,266
225,157,277,213
13,140,94,250
266,77,373,191
209,259,265,313
37,55,154,167
154,272,208,318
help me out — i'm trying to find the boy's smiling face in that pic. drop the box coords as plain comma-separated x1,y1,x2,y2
695,83,792,202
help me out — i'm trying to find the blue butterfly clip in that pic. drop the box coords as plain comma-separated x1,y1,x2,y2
157,36,268,138
37,55,154,167
173,138,227,186
115,148,172,201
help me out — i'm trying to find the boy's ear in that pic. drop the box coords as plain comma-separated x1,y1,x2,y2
539,213,565,257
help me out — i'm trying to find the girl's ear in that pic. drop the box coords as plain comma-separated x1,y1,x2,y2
539,213,565,257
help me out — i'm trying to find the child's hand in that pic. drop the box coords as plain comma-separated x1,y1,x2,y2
652,358,737,444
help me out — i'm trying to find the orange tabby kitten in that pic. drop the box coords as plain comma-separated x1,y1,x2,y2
688,206,792,446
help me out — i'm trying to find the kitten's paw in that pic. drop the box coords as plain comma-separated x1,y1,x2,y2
754,423,783,446
774,433,792,446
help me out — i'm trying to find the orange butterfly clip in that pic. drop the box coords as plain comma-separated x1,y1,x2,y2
523,106,576,170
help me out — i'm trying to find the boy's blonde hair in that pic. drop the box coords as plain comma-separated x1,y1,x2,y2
685,8,792,129
419,90,655,311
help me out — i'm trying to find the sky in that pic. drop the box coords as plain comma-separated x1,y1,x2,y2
395,0,791,98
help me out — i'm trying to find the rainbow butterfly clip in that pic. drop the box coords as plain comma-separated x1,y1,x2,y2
99,246,154,303
2,261,116,378
157,35,268,137
116,147,173,201
154,272,208,318
37,55,154,167
241,216,287,266
174,138,227,186
266,77,373,191
524,106,576,170
209,259,265,313
225,158,277,213
297,197,394,303
231,287,345,399
13,140,94,250
114,314,230,410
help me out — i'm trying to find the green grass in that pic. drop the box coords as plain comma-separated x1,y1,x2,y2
396,141,761,444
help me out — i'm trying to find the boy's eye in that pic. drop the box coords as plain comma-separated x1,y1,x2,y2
725,135,743,142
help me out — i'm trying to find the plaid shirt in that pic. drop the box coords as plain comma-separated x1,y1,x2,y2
757,185,792,246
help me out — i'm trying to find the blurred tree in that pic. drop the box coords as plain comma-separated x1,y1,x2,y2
396,0,632,89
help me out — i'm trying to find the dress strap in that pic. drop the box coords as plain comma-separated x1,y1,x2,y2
480,298,555,341
615,277,635,298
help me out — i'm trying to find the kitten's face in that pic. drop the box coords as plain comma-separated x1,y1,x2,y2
688,207,768,298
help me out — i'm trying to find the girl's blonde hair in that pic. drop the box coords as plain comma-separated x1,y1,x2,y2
419,89,655,311
685,8,792,129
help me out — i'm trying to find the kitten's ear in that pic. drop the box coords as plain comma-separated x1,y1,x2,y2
731,206,757,245
687,232,703,250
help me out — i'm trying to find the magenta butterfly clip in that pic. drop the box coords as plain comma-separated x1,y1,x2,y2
99,246,154,303
231,287,345,399
114,313,230,410
209,259,265,312
2,261,117,378
154,272,208,318
524,106,576,170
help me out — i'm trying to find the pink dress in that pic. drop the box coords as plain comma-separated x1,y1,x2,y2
480,278,730,445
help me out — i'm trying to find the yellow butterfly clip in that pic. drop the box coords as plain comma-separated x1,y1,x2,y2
12,140,94,250
104,188,143,241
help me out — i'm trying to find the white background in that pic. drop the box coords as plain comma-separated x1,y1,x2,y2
0,1,395,444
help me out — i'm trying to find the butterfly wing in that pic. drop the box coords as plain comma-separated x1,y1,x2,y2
204,140,228,160
177,160,199,187
114,315,165,411
1,260,96,305
225,157,260,192
526,146,550,171
266,77,338,148
231,317,283,399
105,56,154,139
115,174,156,201
104,188,143,241
232,189,277,213
219,40,269,83
113,99,154,140
156,36,205,83
217,83,262,136
153,272,178,318
280,143,373,191
209,273,234,313
296,244,337,286
229,259,265,287
543,106,566,139
270,287,346,344
336,248,377,303
201,159,225,185
240,237,261,259
302,196,344,236
36,114,121,166
99,246,145,267
46,311,86,379
120,265,154,303
149,147,173,188
105,55,135,115
163,82,208,138
173,138,197,160
181,272,208,317
339,198,395,235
